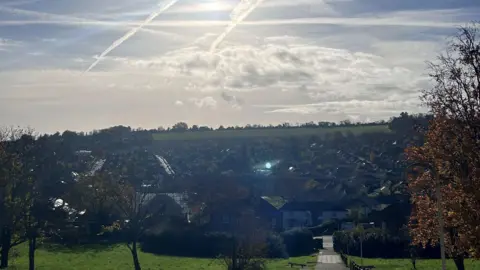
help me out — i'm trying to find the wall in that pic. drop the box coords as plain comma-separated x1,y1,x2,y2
316,210,348,224
282,210,312,230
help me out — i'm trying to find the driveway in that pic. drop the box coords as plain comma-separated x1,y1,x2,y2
315,236,348,270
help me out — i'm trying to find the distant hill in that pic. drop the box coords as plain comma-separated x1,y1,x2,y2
152,124,390,141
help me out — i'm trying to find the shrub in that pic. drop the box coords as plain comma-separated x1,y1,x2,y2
314,237,323,250
141,230,232,257
332,229,442,259
266,234,288,258
281,228,315,256
142,230,288,259
309,220,340,236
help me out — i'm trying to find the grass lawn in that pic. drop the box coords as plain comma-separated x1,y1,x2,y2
7,244,317,270
152,125,389,141
348,256,480,270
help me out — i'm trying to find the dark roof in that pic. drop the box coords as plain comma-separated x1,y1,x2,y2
280,201,347,212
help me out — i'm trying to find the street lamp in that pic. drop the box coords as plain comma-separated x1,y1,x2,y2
405,162,447,270
359,222,374,267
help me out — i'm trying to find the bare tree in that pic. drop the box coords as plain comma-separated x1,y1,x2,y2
77,173,166,270
0,127,36,269
221,210,268,270
422,22,480,128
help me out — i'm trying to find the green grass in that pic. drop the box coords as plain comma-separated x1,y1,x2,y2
152,125,390,141
7,244,316,270
348,256,480,270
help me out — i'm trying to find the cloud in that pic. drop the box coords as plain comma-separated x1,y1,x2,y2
76,0,342,20
0,6,182,38
221,91,244,109
190,96,217,109
112,35,429,101
2,0,42,6
258,99,424,119
84,0,181,72
0,38,22,51
1,0,475,132
0,7,473,28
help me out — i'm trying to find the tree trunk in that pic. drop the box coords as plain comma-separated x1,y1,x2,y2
28,235,36,270
0,228,11,269
454,255,465,270
130,241,141,270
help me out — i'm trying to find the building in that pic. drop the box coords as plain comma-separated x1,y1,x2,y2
279,201,348,230
207,196,282,232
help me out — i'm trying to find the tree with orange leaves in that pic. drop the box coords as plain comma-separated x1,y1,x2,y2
405,23,480,270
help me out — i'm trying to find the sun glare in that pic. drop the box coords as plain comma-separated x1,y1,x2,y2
200,0,230,11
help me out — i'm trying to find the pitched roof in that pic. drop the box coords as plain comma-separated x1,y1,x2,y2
280,201,347,212
261,196,287,209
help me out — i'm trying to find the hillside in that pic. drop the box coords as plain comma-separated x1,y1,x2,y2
8,113,426,209
152,124,390,141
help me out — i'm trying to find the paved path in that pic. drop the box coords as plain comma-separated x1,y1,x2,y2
315,236,348,270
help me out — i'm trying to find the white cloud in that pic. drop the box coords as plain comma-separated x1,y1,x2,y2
0,32,437,132
190,96,217,109
259,99,424,119
0,7,473,28
1,0,475,132
76,0,343,19
0,38,22,51
174,100,184,106
111,35,428,103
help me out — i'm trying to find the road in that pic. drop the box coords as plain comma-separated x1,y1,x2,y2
315,236,348,270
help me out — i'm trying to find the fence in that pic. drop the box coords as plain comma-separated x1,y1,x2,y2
339,253,375,270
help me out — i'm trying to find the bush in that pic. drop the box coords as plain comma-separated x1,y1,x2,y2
314,237,323,250
281,228,315,256
332,229,442,259
141,230,232,257
310,220,340,236
266,234,288,258
142,230,288,259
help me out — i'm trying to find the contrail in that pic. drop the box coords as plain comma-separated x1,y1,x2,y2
209,0,264,53
0,5,179,38
85,0,180,73
3,0,42,6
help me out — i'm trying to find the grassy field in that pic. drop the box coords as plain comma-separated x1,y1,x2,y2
152,125,390,141
7,244,317,270
348,256,480,270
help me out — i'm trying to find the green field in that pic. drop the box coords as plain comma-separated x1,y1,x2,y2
348,256,480,270
152,125,390,141
6,244,316,270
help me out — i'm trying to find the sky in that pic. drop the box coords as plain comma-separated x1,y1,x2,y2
0,0,478,133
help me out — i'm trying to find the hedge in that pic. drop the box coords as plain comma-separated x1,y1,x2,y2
141,230,288,258
333,229,441,259
281,228,315,257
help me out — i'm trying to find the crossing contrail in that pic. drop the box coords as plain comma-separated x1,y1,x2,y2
209,0,264,53
85,0,180,73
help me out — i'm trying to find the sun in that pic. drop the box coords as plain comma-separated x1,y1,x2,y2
200,0,230,11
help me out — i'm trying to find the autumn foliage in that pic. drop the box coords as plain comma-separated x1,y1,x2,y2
406,118,480,258
405,23,480,260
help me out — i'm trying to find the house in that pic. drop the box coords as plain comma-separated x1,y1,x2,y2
207,196,282,232
279,201,348,231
